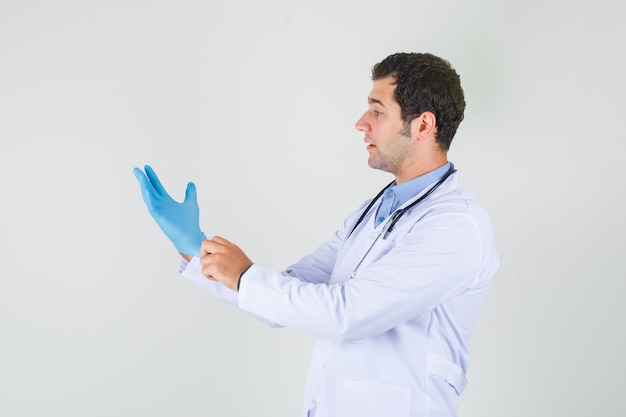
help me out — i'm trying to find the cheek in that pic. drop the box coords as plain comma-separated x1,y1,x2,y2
378,119,401,135
376,127,397,144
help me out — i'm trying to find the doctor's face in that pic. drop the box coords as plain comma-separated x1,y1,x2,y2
355,76,412,176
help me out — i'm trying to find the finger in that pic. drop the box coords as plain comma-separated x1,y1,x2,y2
200,262,218,280
144,165,170,198
184,182,197,205
200,262,211,277
206,236,232,250
133,167,148,188
210,235,231,245
200,239,216,256
133,168,157,208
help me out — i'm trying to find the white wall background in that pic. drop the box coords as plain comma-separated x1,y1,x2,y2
1,0,625,416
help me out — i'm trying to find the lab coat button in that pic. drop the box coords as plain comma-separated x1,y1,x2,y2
322,362,327,368
312,400,317,405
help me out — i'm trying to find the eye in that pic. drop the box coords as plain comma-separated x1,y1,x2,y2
373,110,383,117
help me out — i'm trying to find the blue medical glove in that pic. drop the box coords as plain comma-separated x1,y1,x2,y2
133,165,204,257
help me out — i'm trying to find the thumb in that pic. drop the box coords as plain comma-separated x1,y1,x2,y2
184,182,198,205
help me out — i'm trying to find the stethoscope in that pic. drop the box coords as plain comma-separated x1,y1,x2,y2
349,163,455,278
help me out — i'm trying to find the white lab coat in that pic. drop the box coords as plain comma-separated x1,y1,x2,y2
180,171,499,417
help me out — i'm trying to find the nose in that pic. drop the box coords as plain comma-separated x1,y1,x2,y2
355,111,370,132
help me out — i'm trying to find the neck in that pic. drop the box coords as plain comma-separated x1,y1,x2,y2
394,155,448,185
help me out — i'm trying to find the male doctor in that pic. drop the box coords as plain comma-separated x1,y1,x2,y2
134,52,499,417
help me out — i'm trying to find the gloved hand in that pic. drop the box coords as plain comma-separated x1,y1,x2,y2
133,165,204,257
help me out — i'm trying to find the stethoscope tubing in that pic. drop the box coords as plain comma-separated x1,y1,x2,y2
349,163,456,278
348,163,455,239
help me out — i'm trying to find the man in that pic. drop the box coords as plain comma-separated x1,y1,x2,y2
134,52,499,417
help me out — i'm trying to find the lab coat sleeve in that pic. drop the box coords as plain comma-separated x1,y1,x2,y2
281,199,368,283
237,209,496,342
282,229,342,284
179,257,283,328
179,256,239,307
175,206,355,327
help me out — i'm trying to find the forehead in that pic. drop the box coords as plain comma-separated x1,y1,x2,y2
369,76,399,107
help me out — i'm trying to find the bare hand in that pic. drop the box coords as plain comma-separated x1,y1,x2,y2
200,236,253,291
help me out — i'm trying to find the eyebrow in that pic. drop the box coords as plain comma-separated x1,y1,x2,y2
368,97,387,108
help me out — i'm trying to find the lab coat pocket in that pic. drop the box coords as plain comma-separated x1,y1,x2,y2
336,377,411,417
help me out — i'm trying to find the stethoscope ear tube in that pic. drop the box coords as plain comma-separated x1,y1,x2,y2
347,180,395,239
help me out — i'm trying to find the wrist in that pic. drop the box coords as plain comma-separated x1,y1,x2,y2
237,264,253,292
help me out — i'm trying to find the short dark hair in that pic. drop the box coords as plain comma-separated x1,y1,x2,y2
372,52,465,151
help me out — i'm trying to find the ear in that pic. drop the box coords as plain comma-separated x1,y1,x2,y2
410,111,437,141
